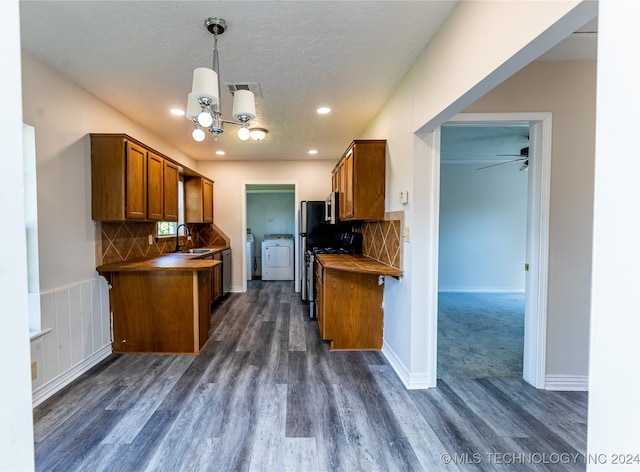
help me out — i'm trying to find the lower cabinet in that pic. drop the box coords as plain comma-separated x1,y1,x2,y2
206,252,223,305
212,262,222,304
315,261,384,350
108,270,211,354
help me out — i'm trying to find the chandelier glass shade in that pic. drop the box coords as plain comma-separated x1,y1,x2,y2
186,17,266,143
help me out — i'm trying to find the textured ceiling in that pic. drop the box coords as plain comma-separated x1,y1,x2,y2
19,1,596,162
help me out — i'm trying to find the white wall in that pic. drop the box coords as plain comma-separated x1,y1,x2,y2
588,1,640,466
197,160,335,289
21,52,201,404
0,1,35,469
439,162,527,292
360,0,596,386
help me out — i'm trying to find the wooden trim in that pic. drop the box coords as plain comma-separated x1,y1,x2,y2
192,272,199,353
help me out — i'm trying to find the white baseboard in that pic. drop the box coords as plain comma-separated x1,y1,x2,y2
545,374,589,391
32,345,112,407
381,342,435,390
438,288,525,294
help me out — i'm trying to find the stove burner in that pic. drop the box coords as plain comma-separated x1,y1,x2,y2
311,246,353,255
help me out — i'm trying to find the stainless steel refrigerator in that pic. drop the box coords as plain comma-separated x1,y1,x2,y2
300,200,348,301
300,201,324,301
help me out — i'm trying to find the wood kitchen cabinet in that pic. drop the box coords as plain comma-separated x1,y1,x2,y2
185,177,214,223
212,253,222,303
91,134,179,222
163,161,179,221
107,269,211,354
315,257,384,350
332,140,386,221
203,252,223,304
147,151,164,220
147,153,179,222
314,254,402,351
91,135,147,221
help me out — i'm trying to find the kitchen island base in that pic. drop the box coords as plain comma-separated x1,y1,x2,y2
106,270,211,354
316,264,383,350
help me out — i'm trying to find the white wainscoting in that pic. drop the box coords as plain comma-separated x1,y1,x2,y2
30,276,112,407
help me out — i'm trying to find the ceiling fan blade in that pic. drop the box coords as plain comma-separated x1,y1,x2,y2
476,157,526,170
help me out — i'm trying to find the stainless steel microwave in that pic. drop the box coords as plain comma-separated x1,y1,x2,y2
325,192,339,224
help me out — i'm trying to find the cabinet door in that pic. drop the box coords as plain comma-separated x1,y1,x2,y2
125,142,147,219
343,150,354,219
213,264,222,302
337,160,346,220
163,161,179,221
147,152,164,220
185,177,214,223
203,179,214,223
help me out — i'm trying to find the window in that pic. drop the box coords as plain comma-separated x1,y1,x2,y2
157,221,177,236
156,179,185,236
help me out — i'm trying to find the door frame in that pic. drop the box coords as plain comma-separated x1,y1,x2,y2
439,112,551,388
241,181,300,293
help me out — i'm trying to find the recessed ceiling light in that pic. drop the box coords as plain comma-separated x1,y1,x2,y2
170,108,185,116
316,107,331,115
216,150,225,156
308,149,318,155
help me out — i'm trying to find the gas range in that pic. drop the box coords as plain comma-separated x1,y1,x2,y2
310,246,354,255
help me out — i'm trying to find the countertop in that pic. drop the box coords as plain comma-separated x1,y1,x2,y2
316,254,403,278
96,246,228,273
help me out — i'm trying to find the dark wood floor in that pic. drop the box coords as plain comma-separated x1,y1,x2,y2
33,281,588,471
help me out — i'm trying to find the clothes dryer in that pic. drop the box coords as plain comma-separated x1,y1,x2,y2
261,234,294,281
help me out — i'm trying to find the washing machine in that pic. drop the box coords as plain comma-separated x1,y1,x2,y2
246,233,254,281
261,234,294,281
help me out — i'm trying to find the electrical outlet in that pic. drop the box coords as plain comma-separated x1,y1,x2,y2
148,234,153,245
31,361,37,380
404,226,410,242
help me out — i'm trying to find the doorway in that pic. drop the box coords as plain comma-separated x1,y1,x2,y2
435,112,551,388
438,124,529,380
242,182,299,292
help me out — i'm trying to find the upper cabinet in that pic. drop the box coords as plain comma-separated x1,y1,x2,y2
91,134,184,222
163,161,179,222
147,151,164,221
332,140,386,221
185,177,214,223
92,135,147,221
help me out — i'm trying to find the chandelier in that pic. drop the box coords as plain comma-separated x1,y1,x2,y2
186,18,267,142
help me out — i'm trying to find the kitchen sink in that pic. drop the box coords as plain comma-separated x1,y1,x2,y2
178,248,213,255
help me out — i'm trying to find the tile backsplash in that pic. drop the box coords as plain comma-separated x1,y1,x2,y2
98,221,228,265
361,211,403,270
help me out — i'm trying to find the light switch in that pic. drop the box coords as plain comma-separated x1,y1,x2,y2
148,234,154,245
404,226,410,242
400,190,409,205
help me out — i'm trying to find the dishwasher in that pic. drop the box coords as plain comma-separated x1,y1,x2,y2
221,249,231,296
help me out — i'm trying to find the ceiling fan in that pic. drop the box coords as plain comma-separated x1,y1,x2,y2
477,146,529,172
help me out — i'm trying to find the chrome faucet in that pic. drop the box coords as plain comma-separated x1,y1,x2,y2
174,224,192,252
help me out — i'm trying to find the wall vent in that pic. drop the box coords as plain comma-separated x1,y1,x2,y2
225,82,263,98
